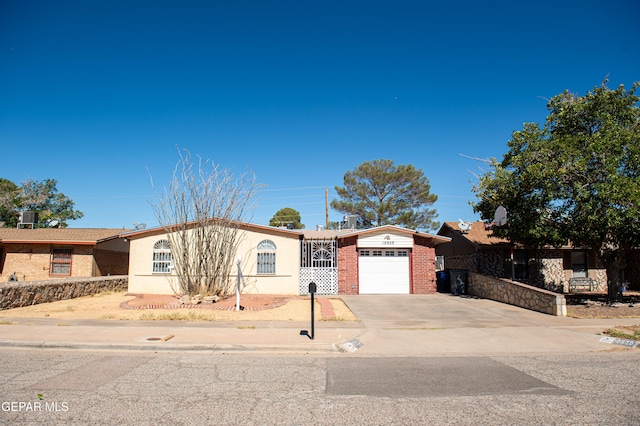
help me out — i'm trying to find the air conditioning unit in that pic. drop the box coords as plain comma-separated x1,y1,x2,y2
18,211,39,228
344,215,358,230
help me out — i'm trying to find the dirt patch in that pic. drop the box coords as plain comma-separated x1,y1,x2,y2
123,293,296,311
0,291,358,322
565,292,640,319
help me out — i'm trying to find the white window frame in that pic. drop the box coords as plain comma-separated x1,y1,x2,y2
257,240,276,275
152,240,172,273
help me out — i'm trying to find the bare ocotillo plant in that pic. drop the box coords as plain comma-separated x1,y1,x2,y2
150,148,261,296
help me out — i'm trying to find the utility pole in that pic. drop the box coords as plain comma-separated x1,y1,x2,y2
325,188,329,229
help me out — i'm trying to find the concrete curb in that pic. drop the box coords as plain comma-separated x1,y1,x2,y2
0,339,341,353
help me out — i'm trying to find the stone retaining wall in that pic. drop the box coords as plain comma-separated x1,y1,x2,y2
0,276,128,310
468,272,566,316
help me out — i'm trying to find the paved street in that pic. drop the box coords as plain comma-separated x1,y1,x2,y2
1,294,639,424
1,349,639,425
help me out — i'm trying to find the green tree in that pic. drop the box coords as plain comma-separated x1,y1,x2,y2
0,178,20,227
269,207,304,229
472,80,640,294
0,178,84,227
331,159,439,231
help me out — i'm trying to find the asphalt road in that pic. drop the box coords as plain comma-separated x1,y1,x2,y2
1,349,638,425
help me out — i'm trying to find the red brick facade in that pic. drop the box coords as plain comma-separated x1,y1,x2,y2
337,236,359,294
411,235,437,294
336,231,439,295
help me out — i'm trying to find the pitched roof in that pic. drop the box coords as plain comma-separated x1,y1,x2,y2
439,221,510,246
121,219,303,240
0,228,127,245
300,229,352,239
337,224,451,244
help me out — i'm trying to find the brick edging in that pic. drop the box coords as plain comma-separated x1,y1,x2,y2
120,296,338,319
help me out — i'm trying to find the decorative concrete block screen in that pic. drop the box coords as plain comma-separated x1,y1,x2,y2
299,268,338,295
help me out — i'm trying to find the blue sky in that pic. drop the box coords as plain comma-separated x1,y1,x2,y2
1,1,638,231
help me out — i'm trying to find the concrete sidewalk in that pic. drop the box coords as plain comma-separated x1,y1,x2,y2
0,317,365,353
0,294,638,355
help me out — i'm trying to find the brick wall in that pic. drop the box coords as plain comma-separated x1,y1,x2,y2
412,235,437,294
94,249,130,276
337,236,358,294
1,244,51,281
0,276,128,310
69,246,94,277
0,244,126,282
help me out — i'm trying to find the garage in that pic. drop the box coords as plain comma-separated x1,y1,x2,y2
336,225,451,295
358,248,410,294
356,229,414,294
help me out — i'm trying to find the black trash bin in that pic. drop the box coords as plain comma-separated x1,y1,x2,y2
436,271,450,293
450,270,468,295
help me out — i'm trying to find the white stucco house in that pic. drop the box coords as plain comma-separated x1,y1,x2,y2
122,220,450,296
123,221,302,295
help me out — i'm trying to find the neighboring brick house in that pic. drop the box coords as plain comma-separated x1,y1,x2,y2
436,221,609,292
0,228,129,282
123,221,449,295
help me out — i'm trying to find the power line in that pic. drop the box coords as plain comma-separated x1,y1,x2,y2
263,186,328,192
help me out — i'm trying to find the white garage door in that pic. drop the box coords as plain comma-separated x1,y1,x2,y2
358,249,410,294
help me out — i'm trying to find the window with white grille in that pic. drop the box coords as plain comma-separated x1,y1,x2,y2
152,240,172,273
257,240,276,275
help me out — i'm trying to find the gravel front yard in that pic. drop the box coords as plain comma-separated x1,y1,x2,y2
565,292,640,319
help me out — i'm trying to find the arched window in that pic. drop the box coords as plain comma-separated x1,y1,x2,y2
152,240,172,273
257,239,276,275
311,241,334,268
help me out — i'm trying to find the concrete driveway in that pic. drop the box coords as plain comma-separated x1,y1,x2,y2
341,293,568,328
339,293,636,356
